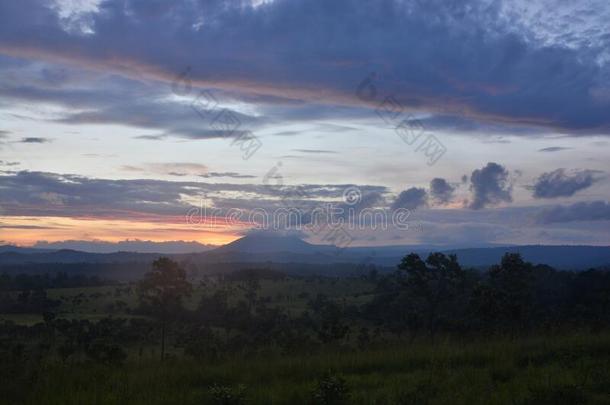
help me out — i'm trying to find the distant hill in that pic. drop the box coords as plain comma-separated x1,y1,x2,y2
1,236,609,273
444,245,610,270
0,245,56,254
0,247,160,265
32,239,216,254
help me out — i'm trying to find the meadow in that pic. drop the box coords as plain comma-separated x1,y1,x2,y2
9,332,610,404
2,254,610,404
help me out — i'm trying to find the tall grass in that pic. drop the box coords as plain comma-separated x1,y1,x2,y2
10,332,610,404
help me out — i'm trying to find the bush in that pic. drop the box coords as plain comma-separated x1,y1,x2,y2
311,372,350,404
85,341,127,365
208,383,247,405
522,384,588,405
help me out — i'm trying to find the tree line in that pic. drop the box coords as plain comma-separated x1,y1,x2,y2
1,252,609,367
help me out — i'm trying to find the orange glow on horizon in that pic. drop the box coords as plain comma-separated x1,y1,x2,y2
0,216,242,247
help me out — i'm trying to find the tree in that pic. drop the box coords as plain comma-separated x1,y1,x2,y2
137,257,192,360
398,252,465,337
488,253,534,333
309,294,350,344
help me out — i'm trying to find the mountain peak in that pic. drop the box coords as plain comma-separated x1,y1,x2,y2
218,233,316,254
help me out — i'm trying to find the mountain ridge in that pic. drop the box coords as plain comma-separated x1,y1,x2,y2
2,234,610,271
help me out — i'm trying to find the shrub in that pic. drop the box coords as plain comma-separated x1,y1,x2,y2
208,383,247,405
522,384,588,405
311,372,350,404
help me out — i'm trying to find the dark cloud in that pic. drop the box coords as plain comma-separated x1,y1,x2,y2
391,187,427,210
538,147,572,153
0,61,261,141
535,201,610,223
0,170,388,219
468,162,512,209
532,169,601,198
134,134,166,141
56,100,258,140
0,0,608,134
20,137,51,143
0,160,19,166
413,115,543,136
429,178,456,205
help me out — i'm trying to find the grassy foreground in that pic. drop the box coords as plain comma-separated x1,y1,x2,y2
10,332,610,405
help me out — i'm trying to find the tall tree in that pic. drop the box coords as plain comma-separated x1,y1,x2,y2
398,252,465,337
488,253,534,333
138,257,192,360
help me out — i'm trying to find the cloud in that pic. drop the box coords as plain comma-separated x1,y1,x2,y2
0,224,60,230
391,187,427,210
0,60,261,141
429,178,456,205
292,149,338,154
410,115,543,136
200,172,256,179
0,0,609,134
134,134,166,141
150,163,208,177
538,147,572,153
0,170,389,220
20,137,51,143
337,191,384,213
56,100,258,140
535,201,610,223
468,162,512,209
532,168,601,198
273,131,301,136
0,160,19,166
120,163,208,177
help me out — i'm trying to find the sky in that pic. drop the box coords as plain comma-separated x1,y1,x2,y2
0,0,609,249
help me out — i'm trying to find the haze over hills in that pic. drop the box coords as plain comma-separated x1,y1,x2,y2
32,239,216,254
1,233,610,271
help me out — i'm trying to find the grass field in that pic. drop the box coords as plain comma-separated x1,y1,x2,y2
3,274,610,404
9,332,610,405
1,277,375,324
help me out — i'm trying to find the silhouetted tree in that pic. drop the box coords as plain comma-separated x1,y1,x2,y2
488,253,534,333
137,257,192,360
309,294,350,344
398,252,465,337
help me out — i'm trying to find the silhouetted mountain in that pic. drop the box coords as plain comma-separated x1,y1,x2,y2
215,233,321,254
1,237,609,272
